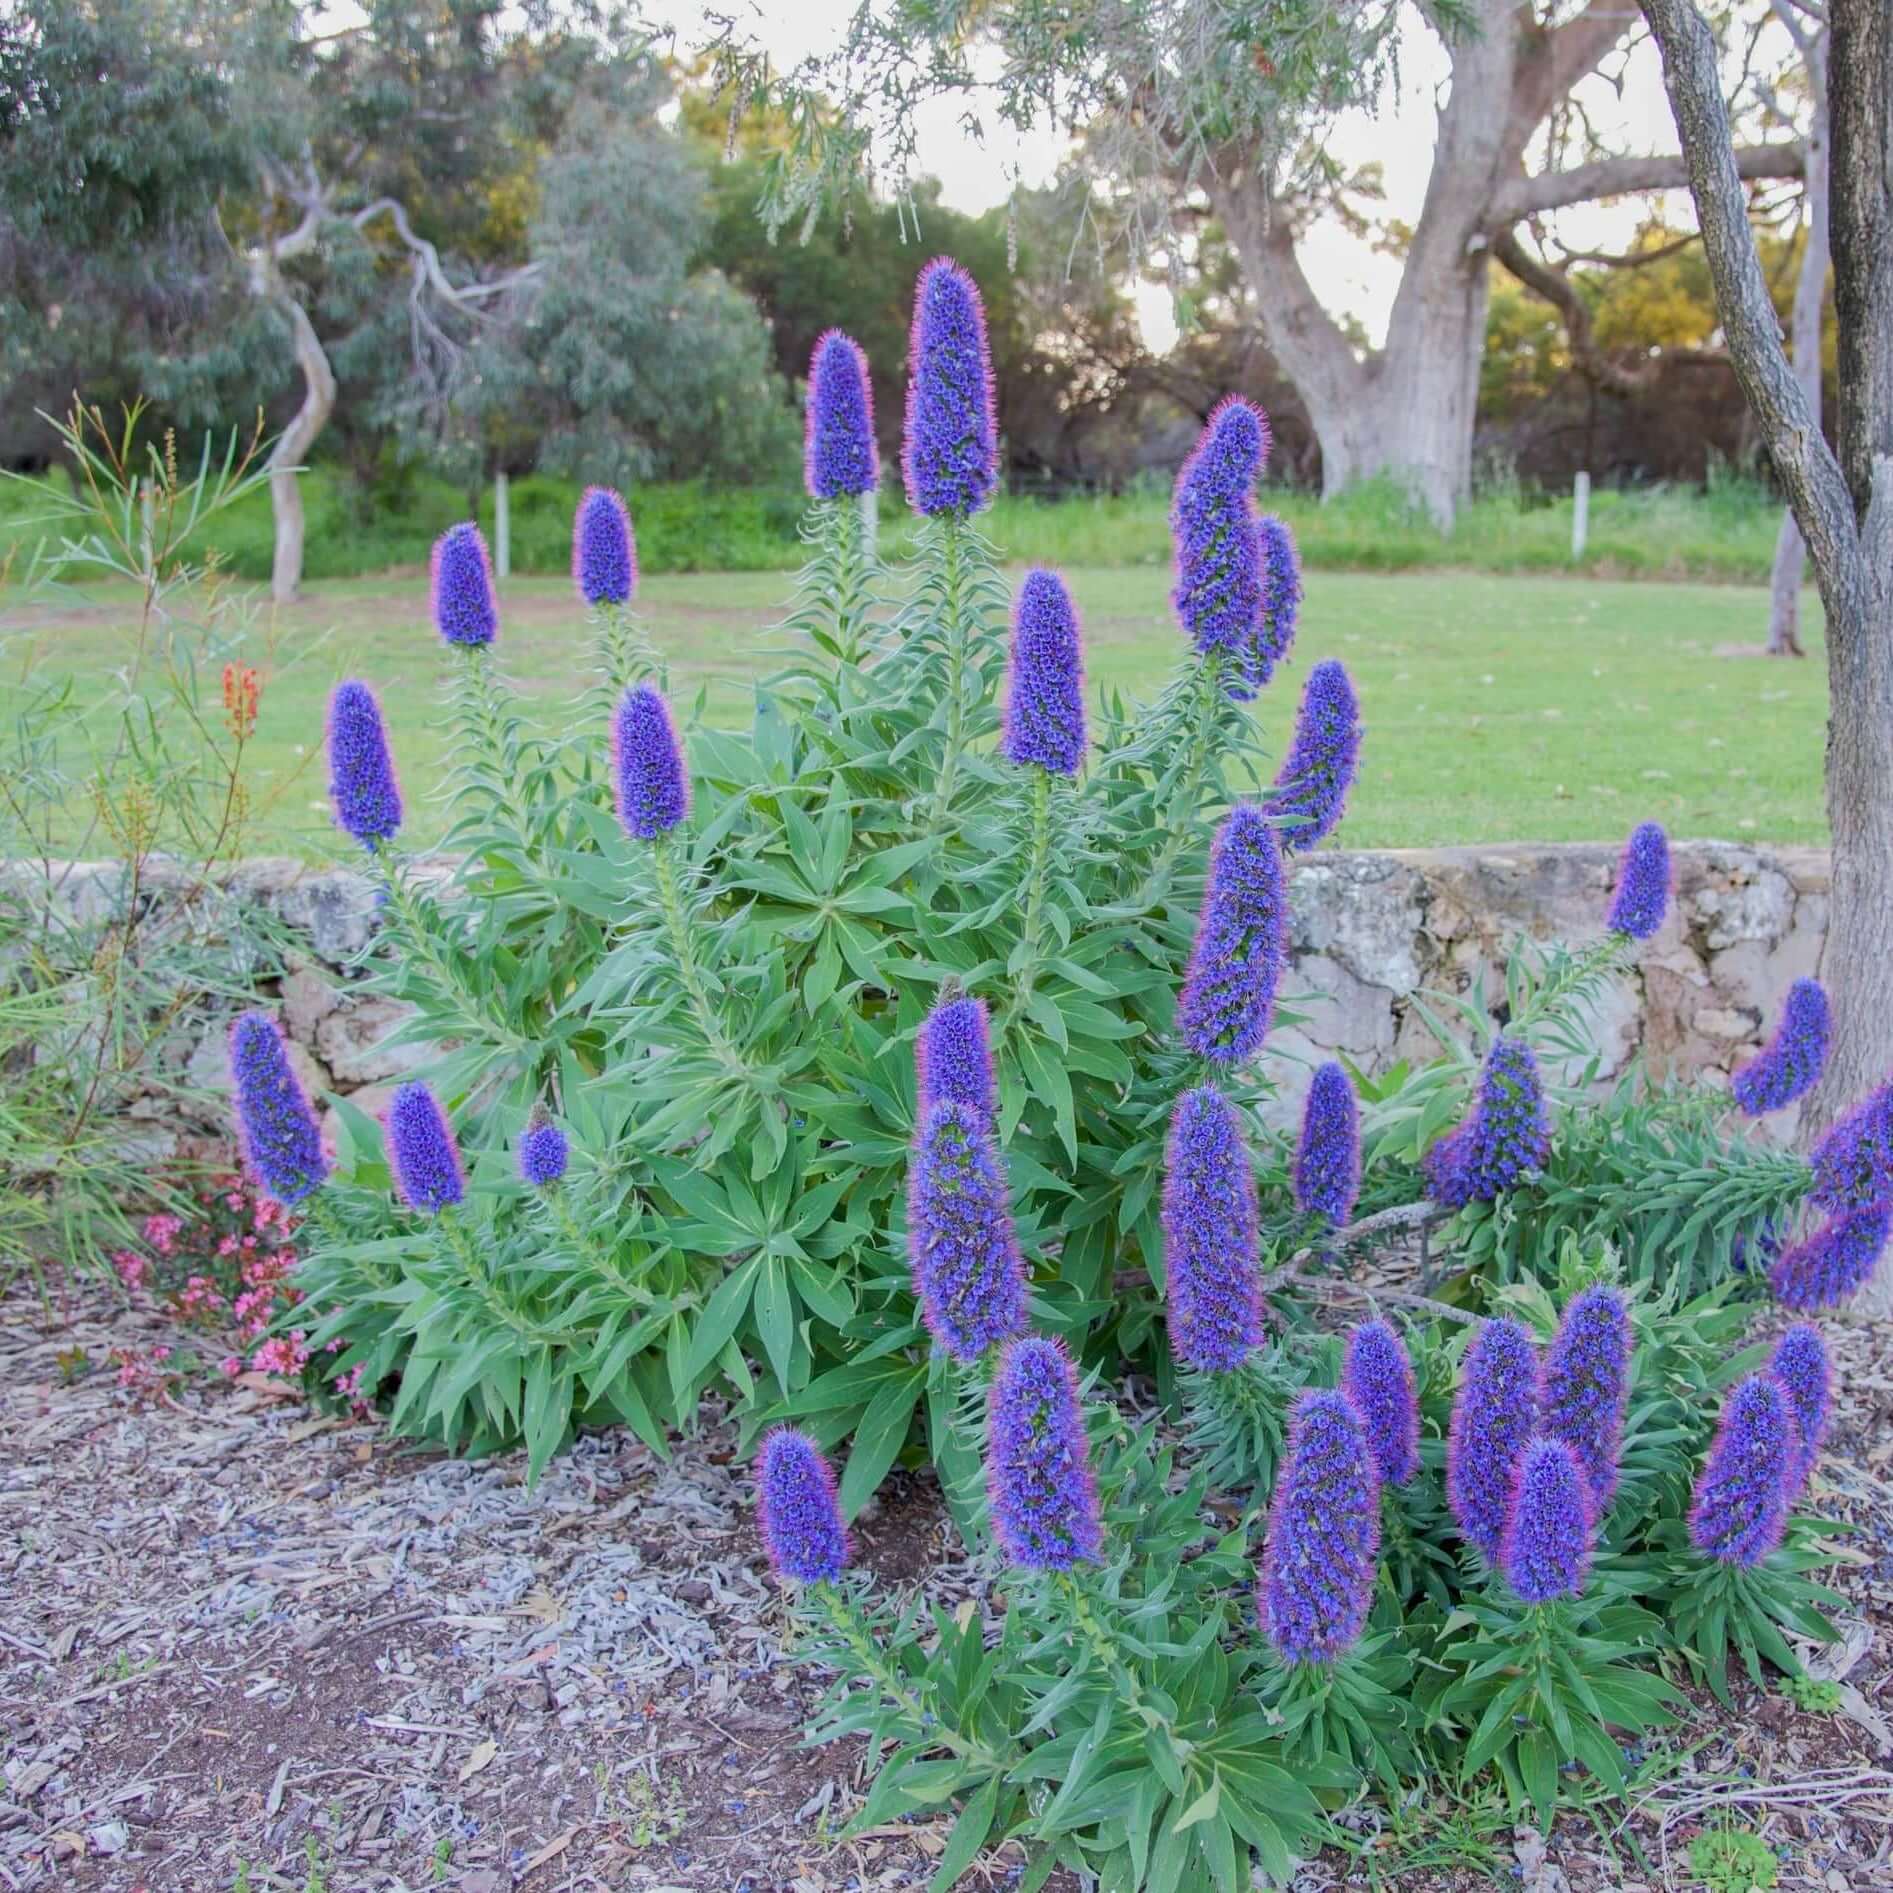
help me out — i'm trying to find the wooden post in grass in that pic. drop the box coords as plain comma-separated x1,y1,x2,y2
494,472,512,584
1571,472,1591,562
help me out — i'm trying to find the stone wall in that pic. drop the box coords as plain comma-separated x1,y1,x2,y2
13,840,1829,1156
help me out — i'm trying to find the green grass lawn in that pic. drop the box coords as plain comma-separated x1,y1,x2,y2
0,564,1830,856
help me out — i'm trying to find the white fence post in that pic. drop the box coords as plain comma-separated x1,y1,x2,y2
1571,471,1591,563
494,471,512,583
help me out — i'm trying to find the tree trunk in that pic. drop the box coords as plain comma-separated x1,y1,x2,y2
267,293,337,604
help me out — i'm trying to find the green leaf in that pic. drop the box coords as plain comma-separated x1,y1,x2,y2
929,1778,999,1891
839,1371,923,1518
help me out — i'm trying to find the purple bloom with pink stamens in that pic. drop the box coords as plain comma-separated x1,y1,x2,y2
901,259,997,517
1001,568,1087,776
1769,1323,1830,1495
1424,1036,1550,1209
987,1335,1102,1571
228,1011,327,1205
326,679,402,849
1271,660,1360,851
1162,1085,1265,1372
430,522,498,647
1690,1375,1794,1566
806,329,879,501
1731,978,1829,1116
1295,1061,1361,1227
1344,1319,1420,1487
915,995,995,1125
1537,1285,1632,1519
1447,1317,1539,1564
1606,821,1670,941
1500,1437,1593,1603
611,683,689,840
572,486,637,607
1175,804,1287,1064
1172,397,1270,692
1250,514,1301,685
906,1100,1028,1360
1769,1201,1893,1309
384,1082,465,1216
757,1428,849,1583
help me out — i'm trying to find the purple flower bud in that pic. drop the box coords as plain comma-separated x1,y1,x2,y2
1294,1061,1361,1226
326,679,402,850
1171,398,1270,685
1447,1317,1539,1564
901,258,997,517
987,1335,1102,1571
1175,803,1287,1064
519,1121,569,1189
906,1100,1029,1360
1731,979,1829,1116
1537,1285,1632,1518
384,1082,465,1216
1690,1374,1793,1566
1605,821,1669,941
1251,515,1302,685
1500,1437,1593,1604
805,329,879,501
1161,1086,1265,1372
572,486,637,608
757,1427,849,1583
1808,1083,1893,1211
1769,1201,1893,1309
915,995,995,1125
1344,1319,1419,1486
228,1011,327,1205
1001,568,1087,777
1769,1323,1830,1495
611,683,689,841
1259,1389,1380,1665
1424,1036,1550,1209
430,522,498,648
1271,660,1360,852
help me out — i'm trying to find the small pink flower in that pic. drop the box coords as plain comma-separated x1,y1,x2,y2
111,1250,148,1291
142,1212,183,1255
151,1344,172,1363
220,1355,242,1377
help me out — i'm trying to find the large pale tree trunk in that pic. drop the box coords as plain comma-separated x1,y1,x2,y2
266,293,337,604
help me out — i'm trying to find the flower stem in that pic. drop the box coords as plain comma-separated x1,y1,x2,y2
930,516,970,830
999,769,1054,1032
1126,652,1224,914
651,838,747,1078
378,862,524,1052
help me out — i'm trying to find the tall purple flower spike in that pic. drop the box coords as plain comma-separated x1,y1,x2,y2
1424,1036,1551,1209
1770,1201,1893,1309
1259,1389,1381,1665
1537,1286,1632,1519
611,683,689,841
1447,1317,1539,1564
1161,1086,1265,1372
1500,1437,1593,1604
1605,821,1670,940
906,1099,1029,1360
1731,979,1829,1116
915,995,996,1125
757,1428,850,1583
430,522,498,647
1251,515,1302,686
806,329,880,501
228,1011,328,1205
1175,803,1287,1064
1808,1082,1893,1211
326,680,403,850
1690,1374,1794,1566
1344,1319,1420,1486
572,486,637,607
518,1121,569,1189
1171,397,1270,695
987,1335,1103,1571
1769,1323,1830,1496
1002,568,1087,777
384,1082,465,1216
1295,1061,1362,1226
901,258,997,517
1272,660,1361,852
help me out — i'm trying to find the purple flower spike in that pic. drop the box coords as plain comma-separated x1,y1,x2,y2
1500,1437,1593,1604
1769,1323,1831,1495
228,1011,328,1206
572,486,637,608
1161,1086,1265,1372
1295,1062,1361,1227
1690,1375,1794,1566
384,1082,465,1216
987,1335,1102,1571
1001,568,1087,777
1175,804,1287,1064
1606,821,1670,941
1272,660,1361,852
1344,1319,1420,1486
1447,1317,1539,1564
901,258,997,517
1259,1389,1381,1665
806,329,879,501
915,995,995,1125
757,1428,850,1583
1251,515,1302,685
1731,979,1829,1117
611,683,689,841
1172,397,1271,690
430,522,498,648
1424,1036,1551,1209
326,679,403,850
906,1100,1029,1361
1808,1084,1893,1211
1769,1201,1893,1309
519,1121,569,1189
1538,1286,1632,1518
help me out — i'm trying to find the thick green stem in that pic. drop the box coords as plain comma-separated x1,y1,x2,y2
595,602,654,696
548,1187,654,1308
929,517,971,830
826,496,868,670
1056,1572,1174,1739
1000,769,1054,1031
651,839,747,1078
1126,654,1223,914
378,862,524,1052
1510,933,1629,1034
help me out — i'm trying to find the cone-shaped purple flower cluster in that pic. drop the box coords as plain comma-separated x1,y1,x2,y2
1731,979,1829,1116
1271,660,1360,851
805,329,879,501
1448,1317,1539,1563
1259,1389,1381,1665
1809,1083,1893,1211
326,680,403,850
1295,1062,1361,1227
1161,1086,1265,1372
901,259,997,517
519,1121,569,1189
1500,1437,1593,1603
906,1100,1029,1360
757,1428,850,1583
987,1335,1102,1570
1424,1036,1551,1209
1252,515,1301,685
1171,398,1271,689
1605,821,1670,940
430,522,498,647
611,683,689,841
1770,1323,1830,1495
572,487,636,607
1537,1286,1631,1518
1001,568,1087,776
1344,1319,1420,1486
228,1011,328,1205
1175,804,1287,1064
1770,1201,1892,1309
1690,1374,1794,1566
915,995,995,1124
384,1082,465,1215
